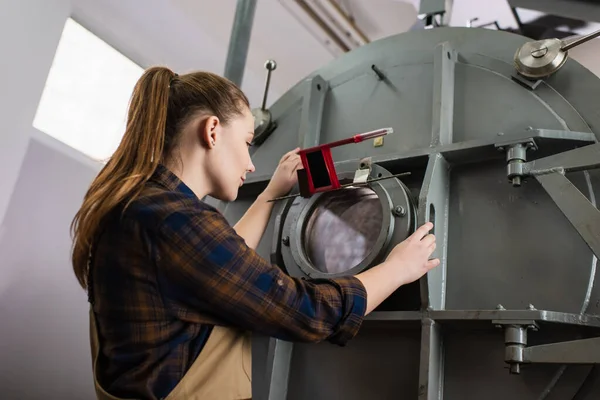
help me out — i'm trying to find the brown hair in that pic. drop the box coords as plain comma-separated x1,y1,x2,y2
70,66,250,289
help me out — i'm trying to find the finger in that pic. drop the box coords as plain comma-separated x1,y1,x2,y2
281,148,300,162
285,154,301,164
284,155,302,171
288,159,303,176
421,233,436,247
426,258,440,269
411,222,433,240
429,242,437,253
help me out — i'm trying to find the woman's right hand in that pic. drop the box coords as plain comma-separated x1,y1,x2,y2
385,222,439,286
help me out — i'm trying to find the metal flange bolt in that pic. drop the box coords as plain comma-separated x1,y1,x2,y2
393,206,406,217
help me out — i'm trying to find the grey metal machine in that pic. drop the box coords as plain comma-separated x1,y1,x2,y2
220,1,600,399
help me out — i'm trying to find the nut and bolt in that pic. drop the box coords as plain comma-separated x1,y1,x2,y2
392,206,406,217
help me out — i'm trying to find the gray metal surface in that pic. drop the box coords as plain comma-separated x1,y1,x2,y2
222,27,600,399
223,0,256,86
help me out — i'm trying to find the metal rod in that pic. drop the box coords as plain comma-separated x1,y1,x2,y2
261,60,276,110
562,28,600,51
224,0,257,86
267,172,411,202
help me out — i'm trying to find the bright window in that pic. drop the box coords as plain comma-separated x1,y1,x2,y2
33,18,144,162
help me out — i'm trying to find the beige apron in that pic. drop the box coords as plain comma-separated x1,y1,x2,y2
89,309,252,400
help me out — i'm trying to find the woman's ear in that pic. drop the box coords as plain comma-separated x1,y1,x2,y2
201,116,220,148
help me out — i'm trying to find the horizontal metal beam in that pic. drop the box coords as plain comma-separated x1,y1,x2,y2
243,128,596,186
524,337,600,364
366,309,600,328
524,142,600,176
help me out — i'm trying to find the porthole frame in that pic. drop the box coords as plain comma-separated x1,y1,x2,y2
275,163,417,279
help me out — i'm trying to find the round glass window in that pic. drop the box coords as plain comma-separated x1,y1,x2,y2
303,187,384,274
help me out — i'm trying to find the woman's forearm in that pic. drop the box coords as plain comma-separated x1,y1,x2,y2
232,191,275,250
355,261,404,315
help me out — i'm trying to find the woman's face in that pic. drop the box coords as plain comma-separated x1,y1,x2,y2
208,107,256,201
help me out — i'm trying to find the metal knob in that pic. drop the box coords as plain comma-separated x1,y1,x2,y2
514,28,600,79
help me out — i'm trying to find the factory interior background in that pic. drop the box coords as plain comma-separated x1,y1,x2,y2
2,0,600,398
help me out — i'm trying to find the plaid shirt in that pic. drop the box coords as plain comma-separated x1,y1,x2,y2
90,164,367,399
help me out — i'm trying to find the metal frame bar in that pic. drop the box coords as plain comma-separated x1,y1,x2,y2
243,129,596,186
417,154,450,311
367,309,600,328
523,143,600,260
418,318,444,400
255,74,329,400
223,0,257,86
264,339,294,400
298,75,329,149
524,337,600,364
431,42,456,147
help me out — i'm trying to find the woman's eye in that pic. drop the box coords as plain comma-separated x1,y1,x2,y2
246,142,253,147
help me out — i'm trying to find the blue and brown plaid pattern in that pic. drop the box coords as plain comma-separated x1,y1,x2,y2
90,164,367,399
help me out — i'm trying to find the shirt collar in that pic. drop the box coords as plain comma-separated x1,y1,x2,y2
151,164,196,197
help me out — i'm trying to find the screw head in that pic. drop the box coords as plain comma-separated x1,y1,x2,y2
531,46,548,58
282,236,290,246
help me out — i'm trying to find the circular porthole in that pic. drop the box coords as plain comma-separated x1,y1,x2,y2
303,187,384,274
275,163,416,279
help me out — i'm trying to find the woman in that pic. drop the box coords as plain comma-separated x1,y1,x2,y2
71,67,439,400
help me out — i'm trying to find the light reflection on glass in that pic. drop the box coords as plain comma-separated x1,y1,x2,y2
304,187,383,274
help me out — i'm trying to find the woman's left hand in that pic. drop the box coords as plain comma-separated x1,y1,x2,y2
263,148,303,199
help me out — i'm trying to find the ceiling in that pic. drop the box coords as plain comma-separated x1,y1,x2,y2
74,0,600,109
170,0,421,106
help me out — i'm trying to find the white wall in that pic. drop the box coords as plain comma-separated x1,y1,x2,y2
0,0,71,231
0,1,269,398
0,134,101,399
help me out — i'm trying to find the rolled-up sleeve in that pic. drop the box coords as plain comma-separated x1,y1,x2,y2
156,205,367,346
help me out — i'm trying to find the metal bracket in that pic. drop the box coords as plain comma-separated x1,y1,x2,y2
353,157,372,183
297,75,329,149
495,137,538,186
511,72,543,91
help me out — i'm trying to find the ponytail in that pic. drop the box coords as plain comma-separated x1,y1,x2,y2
71,66,174,289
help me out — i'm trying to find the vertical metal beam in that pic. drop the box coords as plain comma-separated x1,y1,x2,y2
418,153,450,310
298,75,329,149
265,339,294,400
224,0,257,86
431,42,456,147
418,318,445,400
